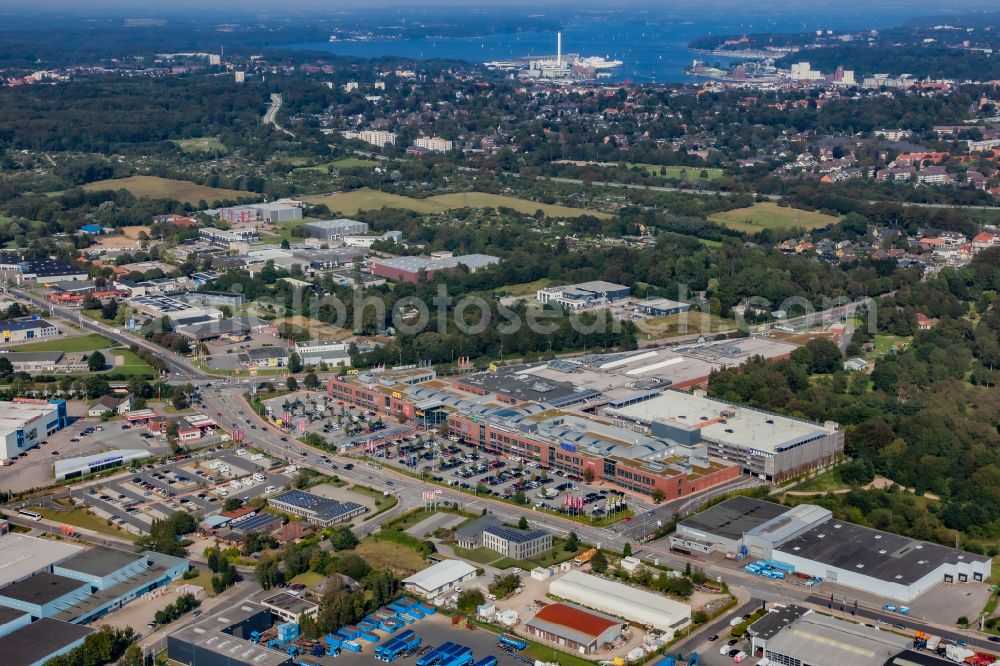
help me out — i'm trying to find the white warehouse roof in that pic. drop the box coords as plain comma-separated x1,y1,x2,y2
548,570,690,632
0,533,83,588
402,559,476,594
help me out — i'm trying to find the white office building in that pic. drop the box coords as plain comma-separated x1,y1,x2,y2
0,399,68,462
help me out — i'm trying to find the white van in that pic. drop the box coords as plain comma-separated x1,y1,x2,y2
229,480,243,490
251,453,264,461
264,485,277,494
235,448,248,456
252,472,265,483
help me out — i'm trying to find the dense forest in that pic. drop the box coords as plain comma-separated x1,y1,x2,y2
0,77,267,153
709,247,1000,550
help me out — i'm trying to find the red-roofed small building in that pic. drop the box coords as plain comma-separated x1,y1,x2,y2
525,602,626,654
972,231,997,250
917,313,937,331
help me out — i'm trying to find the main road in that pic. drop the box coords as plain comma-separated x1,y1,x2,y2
7,287,206,380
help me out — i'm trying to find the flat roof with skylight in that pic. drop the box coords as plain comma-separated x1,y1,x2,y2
776,520,989,586
0,534,82,589
607,390,836,454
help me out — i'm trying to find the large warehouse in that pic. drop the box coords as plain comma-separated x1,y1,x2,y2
547,570,690,635
1,318,61,344
0,534,82,589
302,218,369,241
370,254,500,283
606,390,843,482
526,602,626,654
168,601,292,666
0,544,188,623
402,559,477,599
0,399,68,463
753,609,909,666
671,497,991,602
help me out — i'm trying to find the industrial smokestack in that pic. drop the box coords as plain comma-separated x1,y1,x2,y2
557,32,562,67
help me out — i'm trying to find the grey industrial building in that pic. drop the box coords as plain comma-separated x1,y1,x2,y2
634,297,693,317
754,610,909,666
0,318,61,344
0,617,94,666
268,490,366,526
302,218,369,241
536,281,631,310
455,516,552,560
168,601,292,666
606,390,843,482
671,497,991,602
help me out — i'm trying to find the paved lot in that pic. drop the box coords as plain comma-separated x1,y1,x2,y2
406,513,467,537
312,613,526,666
311,482,379,512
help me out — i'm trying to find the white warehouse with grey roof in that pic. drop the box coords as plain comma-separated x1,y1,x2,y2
605,389,843,482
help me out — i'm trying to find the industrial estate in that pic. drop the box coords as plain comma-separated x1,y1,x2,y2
3,3,1000,666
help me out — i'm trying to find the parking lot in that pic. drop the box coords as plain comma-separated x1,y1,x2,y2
310,612,529,666
68,447,293,533
370,435,630,521
0,404,175,494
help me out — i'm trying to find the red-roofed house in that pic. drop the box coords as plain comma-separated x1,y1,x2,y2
917,313,937,331
973,231,997,250
525,602,626,654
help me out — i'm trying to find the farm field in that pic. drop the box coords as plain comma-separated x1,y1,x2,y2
305,188,610,219
427,192,611,219
172,137,227,153
83,176,249,205
708,202,840,234
10,333,112,353
306,189,447,215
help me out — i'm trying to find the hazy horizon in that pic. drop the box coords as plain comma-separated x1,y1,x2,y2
2,0,999,12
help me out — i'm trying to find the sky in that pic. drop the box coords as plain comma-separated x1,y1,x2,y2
4,0,998,10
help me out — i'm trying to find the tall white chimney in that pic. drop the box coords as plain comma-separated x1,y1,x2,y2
557,32,562,67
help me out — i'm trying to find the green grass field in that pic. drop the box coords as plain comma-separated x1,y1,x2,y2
708,202,840,234
295,157,379,171
290,570,325,587
874,334,911,357
26,505,137,541
632,163,725,181
349,538,427,576
83,176,248,205
427,192,611,219
305,188,610,219
109,348,157,377
172,137,227,153
10,333,112,352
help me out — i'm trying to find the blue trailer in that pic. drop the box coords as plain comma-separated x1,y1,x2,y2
498,634,527,651
472,657,498,666
343,641,363,653
439,649,473,666
762,560,795,574
406,606,425,620
417,604,437,615
359,632,380,643
417,641,456,666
